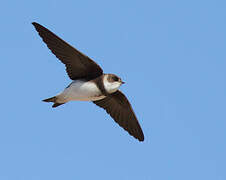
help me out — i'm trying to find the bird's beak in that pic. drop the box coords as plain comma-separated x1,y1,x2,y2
121,81,125,84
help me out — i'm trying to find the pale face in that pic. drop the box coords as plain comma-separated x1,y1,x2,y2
103,74,124,93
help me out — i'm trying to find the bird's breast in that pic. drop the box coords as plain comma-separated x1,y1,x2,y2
61,80,105,101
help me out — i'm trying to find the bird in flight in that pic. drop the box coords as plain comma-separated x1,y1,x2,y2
32,22,144,141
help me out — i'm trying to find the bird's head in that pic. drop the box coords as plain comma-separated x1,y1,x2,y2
103,74,125,93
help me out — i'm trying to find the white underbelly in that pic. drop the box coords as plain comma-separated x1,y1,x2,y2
57,80,105,102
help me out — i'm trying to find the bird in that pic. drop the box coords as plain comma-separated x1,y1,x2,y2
32,22,144,141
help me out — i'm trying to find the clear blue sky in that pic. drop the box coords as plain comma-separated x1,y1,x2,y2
1,0,226,179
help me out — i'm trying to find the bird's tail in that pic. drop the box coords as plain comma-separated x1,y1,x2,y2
42,96,64,108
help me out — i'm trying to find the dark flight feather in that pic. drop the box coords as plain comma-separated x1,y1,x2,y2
93,90,144,141
32,22,103,80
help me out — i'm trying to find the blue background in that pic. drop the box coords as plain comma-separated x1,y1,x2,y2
1,0,226,179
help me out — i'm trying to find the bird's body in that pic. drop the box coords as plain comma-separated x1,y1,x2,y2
46,74,122,106
57,79,105,103
32,22,145,141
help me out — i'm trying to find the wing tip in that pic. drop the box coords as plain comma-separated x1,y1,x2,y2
32,22,38,27
32,22,43,30
137,127,145,142
138,135,144,142
131,130,144,142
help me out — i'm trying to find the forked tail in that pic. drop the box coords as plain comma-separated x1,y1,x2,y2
42,96,64,108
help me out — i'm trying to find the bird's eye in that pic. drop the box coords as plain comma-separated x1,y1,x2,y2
113,76,119,81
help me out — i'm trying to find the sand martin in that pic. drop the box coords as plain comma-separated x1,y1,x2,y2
32,22,144,141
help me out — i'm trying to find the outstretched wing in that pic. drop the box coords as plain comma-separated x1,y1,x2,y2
32,22,103,80
93,90,144,141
